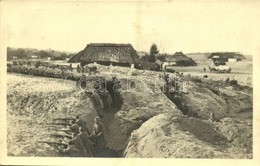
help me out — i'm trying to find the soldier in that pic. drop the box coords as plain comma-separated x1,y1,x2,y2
59,133,80,156
98,90,112,111
78,127,94,157
63,128,93,157
77,65,80,73
68,119,80,132
75,115,91,135
93,116,106,151
90,90,104,118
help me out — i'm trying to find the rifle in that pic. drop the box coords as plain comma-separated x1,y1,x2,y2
46,123,71,126
53,118,75,121
38,141,68,147
49,134,73,139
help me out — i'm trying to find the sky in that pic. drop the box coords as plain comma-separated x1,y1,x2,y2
1,0,260,55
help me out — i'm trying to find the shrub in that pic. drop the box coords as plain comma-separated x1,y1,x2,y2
229,79,238,85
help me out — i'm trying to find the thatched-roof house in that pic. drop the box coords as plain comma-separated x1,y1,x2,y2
158,52,197,66
68,43,141,68
208,52,246,62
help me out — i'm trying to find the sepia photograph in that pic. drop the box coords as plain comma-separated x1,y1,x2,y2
0,0,260,165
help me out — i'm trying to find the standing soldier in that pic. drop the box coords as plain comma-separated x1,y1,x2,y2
75,115,91,135
99,90,112,111
93,116,106,151
78,127,94,157
90,90,104,118
77,65,80,73
64,128,93,157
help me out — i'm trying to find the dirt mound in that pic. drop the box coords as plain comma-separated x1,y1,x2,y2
124,113,252,158
175,77,253,120
213,118,252,153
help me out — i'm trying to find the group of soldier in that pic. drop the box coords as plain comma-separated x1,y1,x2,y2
48,115,106,157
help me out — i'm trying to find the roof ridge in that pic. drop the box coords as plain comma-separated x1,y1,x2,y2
87,43,132,47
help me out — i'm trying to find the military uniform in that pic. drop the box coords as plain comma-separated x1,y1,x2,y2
93,120,106,150
75,118,91,135
99,91,112,111
68,132,93,157
91,92,104,117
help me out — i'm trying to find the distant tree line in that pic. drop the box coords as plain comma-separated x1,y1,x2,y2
7,47,75,61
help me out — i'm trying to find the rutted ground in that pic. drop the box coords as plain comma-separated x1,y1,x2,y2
7,64,252,158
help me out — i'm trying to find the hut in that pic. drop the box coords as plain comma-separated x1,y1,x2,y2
161,52,197,67
68,43,141,68
208,52,246,62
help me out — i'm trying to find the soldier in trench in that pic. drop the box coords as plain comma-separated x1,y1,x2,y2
98,89,112,111
75,115,91,134
90,90,104,118
92,116,106,151
67,119,80,132
62,127,93,157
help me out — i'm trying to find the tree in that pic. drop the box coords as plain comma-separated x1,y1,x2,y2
150,43,159,56
149,43,159,62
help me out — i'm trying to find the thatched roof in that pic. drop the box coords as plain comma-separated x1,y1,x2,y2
68,43,141,64
208,52,246,60
160,52,197,66
67,50,84,63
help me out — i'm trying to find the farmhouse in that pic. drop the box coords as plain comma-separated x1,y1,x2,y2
159,51,197,67
208,52,246,62
68,43,141,68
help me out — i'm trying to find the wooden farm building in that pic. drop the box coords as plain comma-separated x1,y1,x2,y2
68,43,141,68
159,52,197,67
208,52,246,62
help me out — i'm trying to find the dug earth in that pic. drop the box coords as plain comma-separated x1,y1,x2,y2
7,66,252,158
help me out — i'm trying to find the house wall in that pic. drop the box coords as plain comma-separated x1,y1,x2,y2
228,58,237,62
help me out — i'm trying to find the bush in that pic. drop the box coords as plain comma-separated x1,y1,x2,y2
140,61,160,71
229,79,238,85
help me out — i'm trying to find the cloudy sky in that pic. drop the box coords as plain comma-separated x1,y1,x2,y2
1,0,260,55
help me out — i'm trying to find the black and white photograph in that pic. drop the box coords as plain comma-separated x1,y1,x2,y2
0,0,259,165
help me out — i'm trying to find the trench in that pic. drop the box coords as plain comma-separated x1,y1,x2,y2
161,81,198,118
161,84,188,116
90,80,124,157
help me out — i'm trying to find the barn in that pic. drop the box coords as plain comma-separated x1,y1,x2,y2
68,43,141,68
208,52,246,63
159,51,197,67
